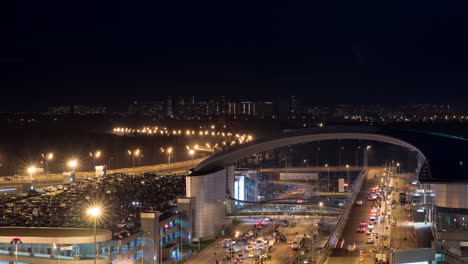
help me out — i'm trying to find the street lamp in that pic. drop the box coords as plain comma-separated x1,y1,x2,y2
67,160,78,172
41,153,54,186
89,151,102,167
27,166,36,181
10,237,22,264
134,149,142,167
167,147,173,164
189,149,195,161
339,146,344,167
87,207,101,264
346,164,350,191
396,162,400,174
325,164,330,192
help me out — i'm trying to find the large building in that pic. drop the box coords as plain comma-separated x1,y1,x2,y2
0,212,182,264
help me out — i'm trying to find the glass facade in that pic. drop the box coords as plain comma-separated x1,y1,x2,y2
434,206,468,232
0,237,146,264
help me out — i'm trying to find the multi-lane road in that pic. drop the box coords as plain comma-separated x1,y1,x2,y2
0,159,203,191
186,217,333,264
327,168,417,264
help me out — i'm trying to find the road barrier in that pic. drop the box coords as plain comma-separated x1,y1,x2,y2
316,169,368,264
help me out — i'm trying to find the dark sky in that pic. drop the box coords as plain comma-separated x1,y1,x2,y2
1,0,468,109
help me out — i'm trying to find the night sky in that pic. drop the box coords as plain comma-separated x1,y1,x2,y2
1,0,468,109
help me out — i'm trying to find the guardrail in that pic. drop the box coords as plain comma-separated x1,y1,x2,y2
317,169,368,264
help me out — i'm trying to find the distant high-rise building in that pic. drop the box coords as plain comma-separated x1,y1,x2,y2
73,105,107,115
47,105,71,115
167,96,173,117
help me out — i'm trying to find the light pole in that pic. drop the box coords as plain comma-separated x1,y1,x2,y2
355,146,360,167
339,146,344,168
345,164,350,191
325,164,330,192
189,149,195,161
10,237,22,264
364,145,371,169
167,147,173,164
67,160,78,172
89,151,101,168
27,166,36,182
128,150,135,167
42,153,54,185
87,207,101,264
396,162,400,174
316,147,320,167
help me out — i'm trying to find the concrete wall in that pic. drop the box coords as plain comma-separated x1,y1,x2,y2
186,169,227,240
140,212,161,264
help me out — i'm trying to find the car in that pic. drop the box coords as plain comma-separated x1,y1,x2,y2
360,221,368,227
369,216,377,223
368,223,374,229
366,238,375,244
221,239,234,248
245,245,254,251
291,239,300,250
248,251,255,258
357,227,365,233
356,200,363,205
227,247,235,253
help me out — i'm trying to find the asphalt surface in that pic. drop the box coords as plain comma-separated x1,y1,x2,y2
0,159,202,191
186,217,333,264
327,168,419,264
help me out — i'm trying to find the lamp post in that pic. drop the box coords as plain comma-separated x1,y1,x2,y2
364,145,371,169
10,237,22,264
316,147,320,167
339,146,344,168
27,166,36,182
396,162,400,174
128,149,141,167
87,207,101,264
189,149,195,161
89,151,101,168
128,150,135,167
345,164,350,191
167,147,173,164
134,149,141,167
325,164,330,192
42,153,54,185
67,160,78,172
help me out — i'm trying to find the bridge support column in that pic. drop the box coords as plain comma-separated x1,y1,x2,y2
186,169,227,240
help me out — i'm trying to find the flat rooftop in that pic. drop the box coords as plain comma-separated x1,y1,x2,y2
0,227,112,243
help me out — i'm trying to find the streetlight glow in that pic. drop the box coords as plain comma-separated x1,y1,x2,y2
68,160,78,170
47,153,54,160
27,167,36,174
87,207,101,217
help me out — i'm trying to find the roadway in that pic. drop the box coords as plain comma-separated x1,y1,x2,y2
261,166,380,173
185,217,334,264
0,159,203,191
326,168,418,264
